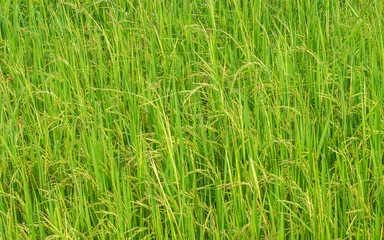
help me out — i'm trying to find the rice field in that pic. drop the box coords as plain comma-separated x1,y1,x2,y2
0,0,383,239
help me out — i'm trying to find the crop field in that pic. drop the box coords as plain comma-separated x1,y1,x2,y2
0,0,383,239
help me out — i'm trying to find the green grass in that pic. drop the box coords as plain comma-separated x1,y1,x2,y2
0,0,383,239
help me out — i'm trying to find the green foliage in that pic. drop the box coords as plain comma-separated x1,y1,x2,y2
0,0,383,239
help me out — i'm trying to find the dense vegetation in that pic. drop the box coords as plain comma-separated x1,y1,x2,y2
0,0,383,239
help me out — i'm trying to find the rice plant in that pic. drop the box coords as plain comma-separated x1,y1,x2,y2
0,0,383,239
